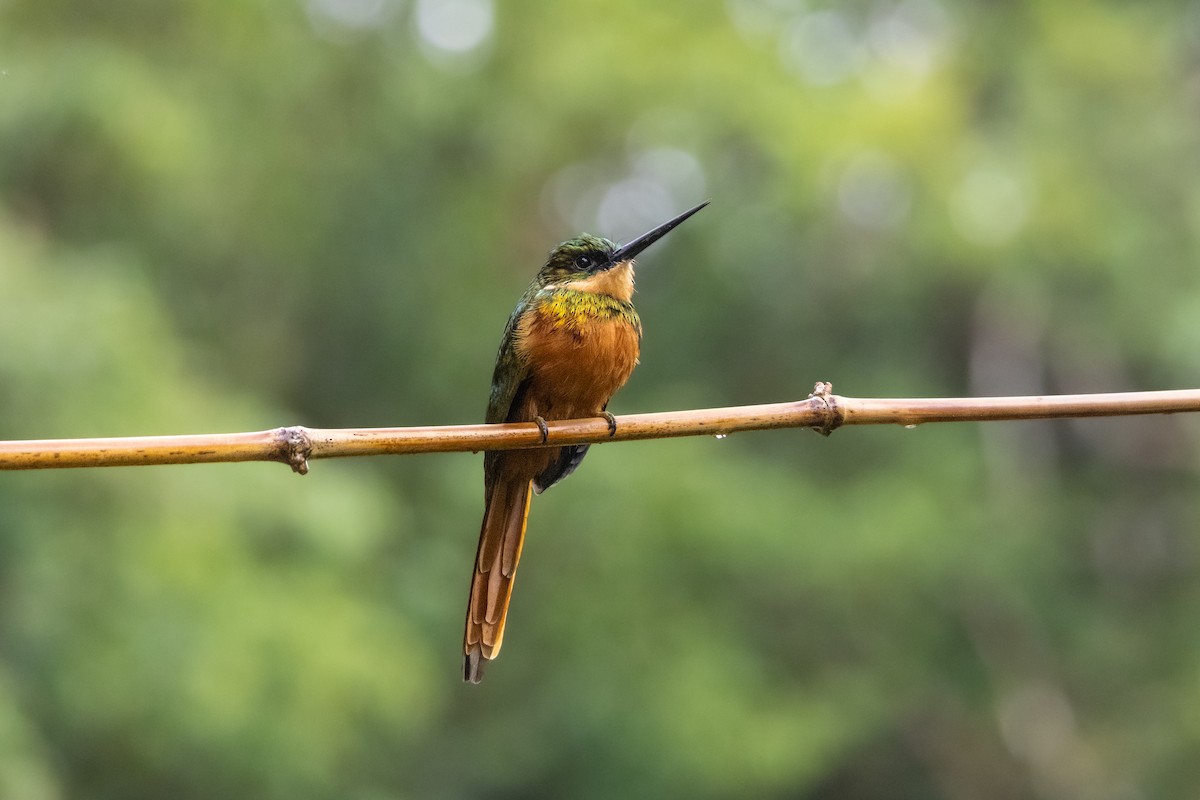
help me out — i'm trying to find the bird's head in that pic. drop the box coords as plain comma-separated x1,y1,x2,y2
537,201,709,287
539,234,619,285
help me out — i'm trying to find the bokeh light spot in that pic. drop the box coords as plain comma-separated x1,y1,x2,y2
306,0,397,40
836,150,912,230
415,0,494,57
780,11,863,86
997,683,1077,765
951,164,1031,246
543,148,708,243
867,0,950,78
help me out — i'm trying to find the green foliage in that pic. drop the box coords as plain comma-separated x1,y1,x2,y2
2,0,1200,796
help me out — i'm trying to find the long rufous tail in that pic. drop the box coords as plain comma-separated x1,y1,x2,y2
463,475,532,683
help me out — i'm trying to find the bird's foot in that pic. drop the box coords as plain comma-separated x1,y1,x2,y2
602,411,618,437
534,415,549,443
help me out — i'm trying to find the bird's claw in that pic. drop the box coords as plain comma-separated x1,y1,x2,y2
602,411,618,437
534,415,549,443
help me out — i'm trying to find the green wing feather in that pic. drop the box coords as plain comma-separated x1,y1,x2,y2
482,298,535,502
485,299,531,425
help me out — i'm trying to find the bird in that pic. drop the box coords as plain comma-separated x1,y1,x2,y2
463,201,708,683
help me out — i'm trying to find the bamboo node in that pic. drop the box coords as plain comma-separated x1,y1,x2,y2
279,426,312,475
807,381,842,437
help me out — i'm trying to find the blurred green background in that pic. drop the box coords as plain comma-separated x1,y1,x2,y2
3,0,1200,797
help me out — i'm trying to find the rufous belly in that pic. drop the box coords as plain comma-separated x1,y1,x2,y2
516,311,640,420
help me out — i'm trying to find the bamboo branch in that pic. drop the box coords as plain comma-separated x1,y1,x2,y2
2,383,1199,473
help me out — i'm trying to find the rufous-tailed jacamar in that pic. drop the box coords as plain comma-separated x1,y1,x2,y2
463,201,708,683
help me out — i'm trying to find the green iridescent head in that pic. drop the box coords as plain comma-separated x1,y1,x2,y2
537,201,709,285
540,234,618,284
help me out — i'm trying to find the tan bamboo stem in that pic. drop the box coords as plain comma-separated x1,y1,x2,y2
2,384,1198,474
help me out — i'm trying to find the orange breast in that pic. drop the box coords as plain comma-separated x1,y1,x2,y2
515,308,640,420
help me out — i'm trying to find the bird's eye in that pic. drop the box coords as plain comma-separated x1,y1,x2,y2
574,254,593,269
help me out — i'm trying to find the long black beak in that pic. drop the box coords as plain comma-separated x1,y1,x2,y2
612,201,709,263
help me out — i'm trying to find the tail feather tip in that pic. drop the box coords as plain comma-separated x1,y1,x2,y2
463,647,486,684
